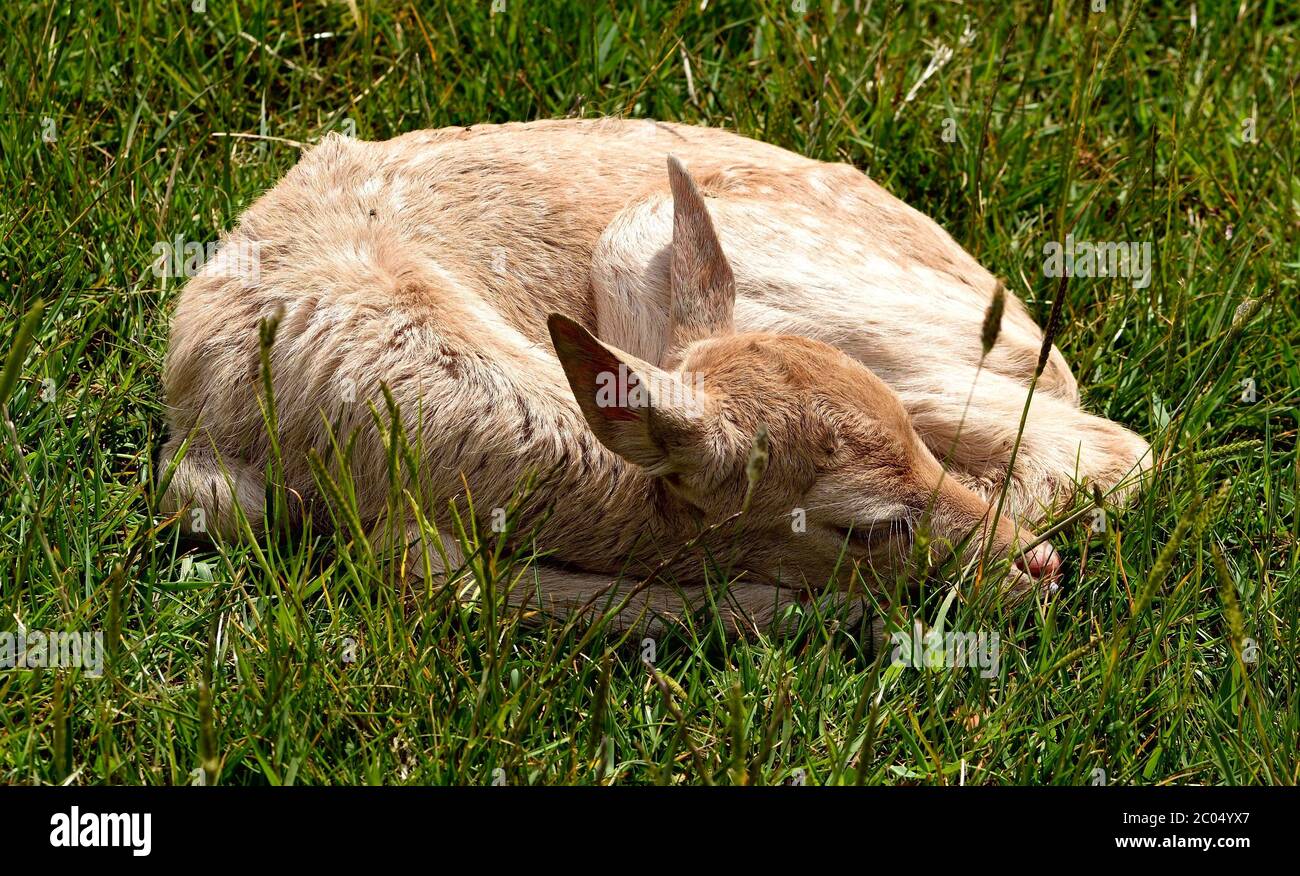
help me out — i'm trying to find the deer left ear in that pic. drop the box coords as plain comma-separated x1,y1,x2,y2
547,313,711,474
666,155,736,350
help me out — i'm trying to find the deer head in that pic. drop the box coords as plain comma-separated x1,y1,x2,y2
549,156,1059,598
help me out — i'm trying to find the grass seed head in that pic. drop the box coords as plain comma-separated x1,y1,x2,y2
980,281,1006,356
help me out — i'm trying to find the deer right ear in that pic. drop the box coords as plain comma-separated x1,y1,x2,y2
666,155,736,350
547,313,710,474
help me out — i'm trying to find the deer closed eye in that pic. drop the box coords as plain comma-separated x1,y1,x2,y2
833,520,906,551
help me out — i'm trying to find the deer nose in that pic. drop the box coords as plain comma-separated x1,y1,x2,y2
1015,541,1062,586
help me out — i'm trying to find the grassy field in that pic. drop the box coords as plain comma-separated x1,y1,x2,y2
1,0,1295,786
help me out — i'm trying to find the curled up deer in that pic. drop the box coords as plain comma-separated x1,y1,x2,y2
159,119,1152,636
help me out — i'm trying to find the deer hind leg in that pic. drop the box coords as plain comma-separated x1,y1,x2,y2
159,435,268,538
902,371,1152,525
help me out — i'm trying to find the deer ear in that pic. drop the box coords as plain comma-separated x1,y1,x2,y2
667,155,736,349
547,313,709,473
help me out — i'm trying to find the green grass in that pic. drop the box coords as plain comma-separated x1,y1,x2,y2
1,0,1296,785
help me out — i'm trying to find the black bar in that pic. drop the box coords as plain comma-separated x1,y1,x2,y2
1,786,1284,861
